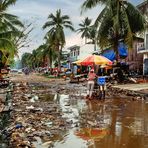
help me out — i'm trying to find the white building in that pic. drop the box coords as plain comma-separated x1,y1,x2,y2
77,44,99,59
68,45,80,62
68,44,99,63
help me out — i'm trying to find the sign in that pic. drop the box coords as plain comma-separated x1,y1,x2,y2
97,77,106,85
137,42,145,52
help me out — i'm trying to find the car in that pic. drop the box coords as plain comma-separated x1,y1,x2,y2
10,69,18,73
17,69,23,74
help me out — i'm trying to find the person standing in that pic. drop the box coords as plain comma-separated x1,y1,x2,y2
86,69,97,99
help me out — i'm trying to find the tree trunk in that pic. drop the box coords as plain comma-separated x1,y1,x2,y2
85,37,87,44
49,58,52,74
114,36,119,62
94,42,97,51
58,49,61,72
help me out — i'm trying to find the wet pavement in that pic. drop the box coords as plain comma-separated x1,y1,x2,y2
52,95,148,148
0,74,148,148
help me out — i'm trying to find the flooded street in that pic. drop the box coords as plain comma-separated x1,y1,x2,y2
1,74,148,148
52,94,148,148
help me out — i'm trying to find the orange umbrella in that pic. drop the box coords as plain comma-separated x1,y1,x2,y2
80,55,112,66
72,59,82,65
75,128,109,141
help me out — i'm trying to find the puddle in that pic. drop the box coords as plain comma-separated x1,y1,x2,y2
52,95,148,148
8,82,148,148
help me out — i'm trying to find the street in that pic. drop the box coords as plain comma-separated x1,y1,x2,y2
1,73,147,148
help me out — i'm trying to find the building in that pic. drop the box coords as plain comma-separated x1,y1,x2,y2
137,1,148,75
67,44,99,69
77,44,98,59
68,44,99,62
127,38,144,73
68,45,80,62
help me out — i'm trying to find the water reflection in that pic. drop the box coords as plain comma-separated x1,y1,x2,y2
54,95,148,148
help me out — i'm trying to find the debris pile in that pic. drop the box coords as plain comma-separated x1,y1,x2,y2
4,82,72,148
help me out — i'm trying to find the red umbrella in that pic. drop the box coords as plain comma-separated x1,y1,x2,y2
75,128,109,141
80,55,112,66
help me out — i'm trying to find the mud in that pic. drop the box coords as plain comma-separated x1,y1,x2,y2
0,74,147,148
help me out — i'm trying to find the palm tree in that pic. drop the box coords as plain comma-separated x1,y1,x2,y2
36,43,57,70
21,52,33,68
77,17,92,44
0,0,23,32
0,0,24,66
43,9,74,71
81,0,146,61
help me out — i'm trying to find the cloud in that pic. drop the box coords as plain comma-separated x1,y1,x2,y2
8,0,143,56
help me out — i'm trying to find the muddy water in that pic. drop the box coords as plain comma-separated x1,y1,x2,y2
52,95,148,148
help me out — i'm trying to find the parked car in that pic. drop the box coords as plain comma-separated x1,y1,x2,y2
17,69,23,74
10,69,18,73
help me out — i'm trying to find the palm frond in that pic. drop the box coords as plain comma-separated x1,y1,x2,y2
94,6,107,27
126,2,146,33
81,0,107,13
1,0,16,11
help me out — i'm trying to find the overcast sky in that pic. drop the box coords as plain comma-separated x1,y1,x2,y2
8,0,144,57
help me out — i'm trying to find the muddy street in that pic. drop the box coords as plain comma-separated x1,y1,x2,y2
1,73,148,148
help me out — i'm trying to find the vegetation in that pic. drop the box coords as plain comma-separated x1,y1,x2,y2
43,9,74,70
77,17,92,44
77,17,98,50
81,0,146,61
0,0,24,68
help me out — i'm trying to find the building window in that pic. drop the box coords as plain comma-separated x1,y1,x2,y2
74,51,75,57
70,52,73,57
78,50,80,55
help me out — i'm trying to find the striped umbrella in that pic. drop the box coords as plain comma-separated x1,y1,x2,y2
80,55,112,66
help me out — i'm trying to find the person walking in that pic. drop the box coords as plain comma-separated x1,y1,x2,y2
86,69,97,99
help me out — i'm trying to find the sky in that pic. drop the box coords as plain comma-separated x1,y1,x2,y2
8,0,144,57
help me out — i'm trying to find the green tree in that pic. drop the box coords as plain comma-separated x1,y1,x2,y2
21,52,33,68
77,17,92,44
36,43,57,70
43,9,74,70
0,0,24,66
81,0,146,61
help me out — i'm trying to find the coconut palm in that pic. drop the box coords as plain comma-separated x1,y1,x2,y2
43,9,74,71
0,0,23,33
0,0,24,66
77,17,92,44
81,0,146,61
36,43,57,70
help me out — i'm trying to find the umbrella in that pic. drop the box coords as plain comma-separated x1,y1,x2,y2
72,59,82,65
75,128,109,141
80,55,112,66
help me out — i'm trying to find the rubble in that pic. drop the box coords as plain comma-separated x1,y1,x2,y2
106,83,148,100
2,82,71,148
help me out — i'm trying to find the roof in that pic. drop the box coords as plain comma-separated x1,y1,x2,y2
67,45,80,50
133,36,144,41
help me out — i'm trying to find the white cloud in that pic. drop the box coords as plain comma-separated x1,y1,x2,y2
8,0,142,56
66,33,83,48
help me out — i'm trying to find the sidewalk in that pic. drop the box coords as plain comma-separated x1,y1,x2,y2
113,83,148,91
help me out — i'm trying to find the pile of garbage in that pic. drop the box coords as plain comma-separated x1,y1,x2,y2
4,82,72,148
